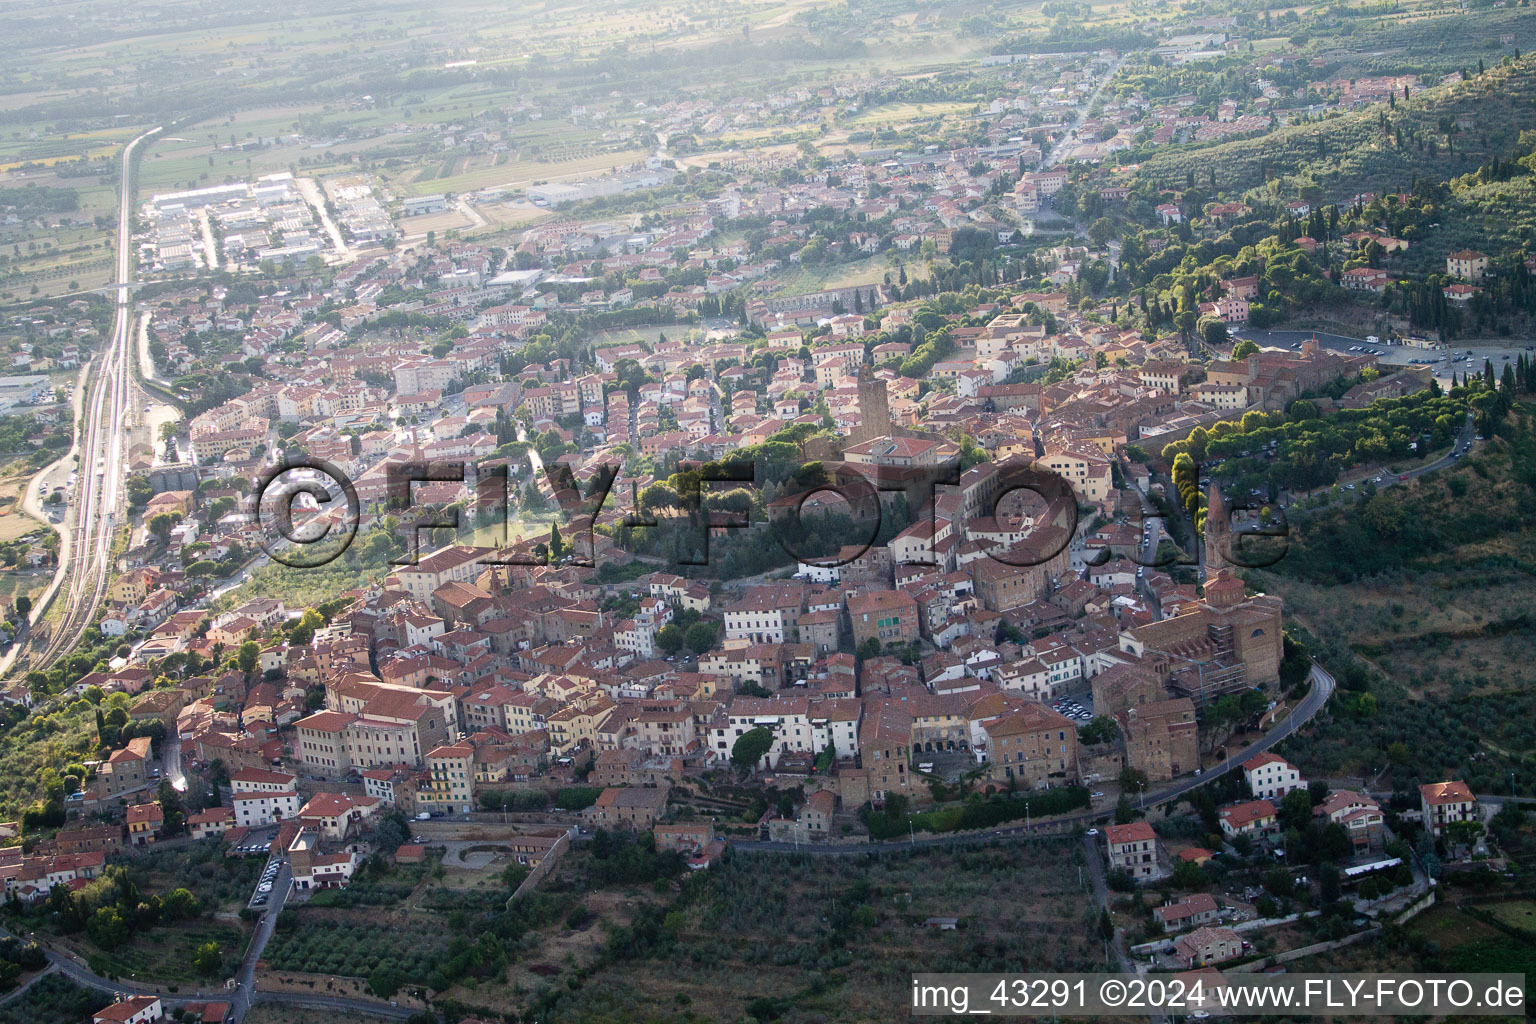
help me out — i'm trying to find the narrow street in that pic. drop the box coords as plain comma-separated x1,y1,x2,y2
1081,834,1169,1023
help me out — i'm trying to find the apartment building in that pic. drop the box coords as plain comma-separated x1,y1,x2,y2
420,742,475,815
1104,821,1167,882
978,703,1078,787
1419,780,1478,837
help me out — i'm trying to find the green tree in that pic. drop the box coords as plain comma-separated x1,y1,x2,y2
731,726,775,772
1078,716,1119,745
193,941,223,976
684,621,717,653
288,608,325,646
1276,787,1313,832
157,779,185,834
148,512,178,544
369,964,405,999
1170,858,1205,890
236,641,259,679
1232,338,1260,359
161,887,200,921
87,906,129,950
1319,863,1342,903
656,624,684,655
1197,315,1229,348
1118,766,1148,793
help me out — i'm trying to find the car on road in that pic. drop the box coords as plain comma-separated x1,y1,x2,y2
258,882,273,893
1084,828,1099,836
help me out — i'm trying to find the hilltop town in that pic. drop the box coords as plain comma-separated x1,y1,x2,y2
3,0,1536,1020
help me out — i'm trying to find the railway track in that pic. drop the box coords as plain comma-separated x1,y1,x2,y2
19,127,161,675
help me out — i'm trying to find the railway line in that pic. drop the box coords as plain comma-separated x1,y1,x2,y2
21,127,160,673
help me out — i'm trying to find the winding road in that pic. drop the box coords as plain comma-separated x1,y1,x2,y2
0,910,412,1021
735,662,1335,854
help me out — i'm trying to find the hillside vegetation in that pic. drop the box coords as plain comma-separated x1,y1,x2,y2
1253,398,1536,795
1137,56,1536,202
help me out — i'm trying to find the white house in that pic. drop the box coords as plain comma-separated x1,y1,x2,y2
1243,752,1303,801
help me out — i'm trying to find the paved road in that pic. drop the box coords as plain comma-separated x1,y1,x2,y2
1080,832,1167,1018
295,177,350,261
0,961,57,1007
231,860,291,1022
735,663,1335,855
0,902,411,1022
1286,410,1474,512
1040,57,1127,170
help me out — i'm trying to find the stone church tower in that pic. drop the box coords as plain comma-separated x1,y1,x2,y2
850,365,891,446
1203,481,1230,578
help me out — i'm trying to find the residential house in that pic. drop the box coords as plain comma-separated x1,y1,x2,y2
1104,821,1167,882
1242,752,1303,801
1419,780,1478,837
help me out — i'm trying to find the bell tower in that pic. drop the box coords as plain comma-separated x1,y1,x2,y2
1204,481,1230,578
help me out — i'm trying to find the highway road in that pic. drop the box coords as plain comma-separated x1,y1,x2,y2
13,126,161,675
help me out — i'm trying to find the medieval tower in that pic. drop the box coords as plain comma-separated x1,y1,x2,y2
851,364,891,446
1203,480,1230,579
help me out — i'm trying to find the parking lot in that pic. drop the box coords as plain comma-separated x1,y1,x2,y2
230,823,280,859
1051,691,1096,724
248,855,290,912
914,748,978,783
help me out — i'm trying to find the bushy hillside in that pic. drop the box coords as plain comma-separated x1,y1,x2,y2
1268,399,1536,585
1136,56,1536,202
1401,175,1536,274
1252,401,1536,790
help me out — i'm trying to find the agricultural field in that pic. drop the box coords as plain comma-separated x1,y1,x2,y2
0,974,101,1024
8,844,266,985
73,914,249,985
243,1007,383,1024
253,836,1101,1023
767,252,915,297
1136,56,1536,201
264,907,456,983
1480,899,1536,933
544,841,1101,1023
